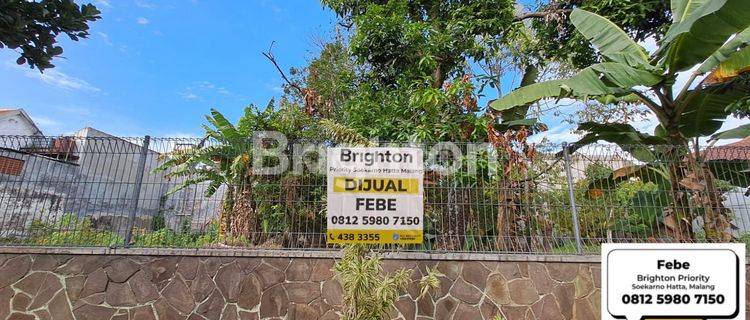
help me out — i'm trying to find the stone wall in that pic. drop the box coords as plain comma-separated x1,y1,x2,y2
0,248,743,320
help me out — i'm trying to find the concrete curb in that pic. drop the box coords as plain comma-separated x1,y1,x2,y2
0,246,601,263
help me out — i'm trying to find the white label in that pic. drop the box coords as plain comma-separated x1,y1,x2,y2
326,147,424,244
602,243,745,320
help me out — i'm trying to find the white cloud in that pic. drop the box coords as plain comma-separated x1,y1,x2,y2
639,37,658,55
196,81,215,89
162,132,200,139
26,69,101,92
135,0,156,9
704,116,750,146
529,124,581,144
136,17,149,25
18,105,141,136
95,0,112,8
30,116,58,128
630,112,660,134
258,0,284,13
180,92,198,100
179,81,235,100
97,32,113,46
637,37,707,97
672,65,706,97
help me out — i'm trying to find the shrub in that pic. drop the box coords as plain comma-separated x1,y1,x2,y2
334,245,442,320
31,215,123,247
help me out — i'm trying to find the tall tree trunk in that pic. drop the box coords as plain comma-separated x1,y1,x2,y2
698,165,733,241
496,180,522,251
219,185,235,238
689,152,735,242
663,131,694,241
438,181,472,251
230,177,259,243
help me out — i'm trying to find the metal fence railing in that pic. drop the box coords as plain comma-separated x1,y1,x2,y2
0,134,749,254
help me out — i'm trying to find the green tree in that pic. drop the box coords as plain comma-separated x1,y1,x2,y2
268,0,680,250
324,0,516,88
529,0,671,69
491,1,750,241
154,102,316,241
0,0,100,71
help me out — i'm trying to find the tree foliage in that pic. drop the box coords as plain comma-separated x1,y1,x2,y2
324,0,516,87
0,0,101,71
530,0,671,68
492,1,750,241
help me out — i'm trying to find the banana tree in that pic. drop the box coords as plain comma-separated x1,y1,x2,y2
154,108,259,240
486,65,555,251
490,0,750,241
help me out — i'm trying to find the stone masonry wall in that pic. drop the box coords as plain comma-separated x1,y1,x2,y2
0,250,743,320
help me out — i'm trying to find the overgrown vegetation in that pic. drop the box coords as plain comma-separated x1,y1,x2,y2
492,1,750,242
139,0,750,252
12,1,749,252
27,214,122,247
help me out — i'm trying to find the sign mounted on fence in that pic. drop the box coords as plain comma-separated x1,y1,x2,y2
326,147,423,244
602,243,745,320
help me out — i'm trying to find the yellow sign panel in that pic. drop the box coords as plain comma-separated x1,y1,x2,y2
332,177,420,194
327,229,423,244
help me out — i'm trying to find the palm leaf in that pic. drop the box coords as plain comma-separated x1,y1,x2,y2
698,26,750,74
670,0,711,23
679,77,750,137
206,109,241,141
569,122,669,162
570,8,649,67
490,62,660,112
705,46,750,83
489,80,566,112
662,0,750,72
710,123,750,140
590,63,662,89
164,176,213,197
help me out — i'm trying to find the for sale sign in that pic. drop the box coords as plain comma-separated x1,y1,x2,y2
602,243,745,320
326,147,423,244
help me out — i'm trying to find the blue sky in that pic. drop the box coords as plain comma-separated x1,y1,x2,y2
0,0,338,137
1,0,746,144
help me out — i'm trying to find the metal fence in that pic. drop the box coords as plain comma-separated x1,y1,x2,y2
0,134,748,254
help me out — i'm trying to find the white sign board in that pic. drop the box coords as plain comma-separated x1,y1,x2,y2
602,243,745,320
326,147,423,244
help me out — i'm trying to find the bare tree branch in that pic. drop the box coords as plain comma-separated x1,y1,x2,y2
262,41,305,94
513,9,571,22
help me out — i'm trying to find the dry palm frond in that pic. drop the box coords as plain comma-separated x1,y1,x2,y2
319,118,375,147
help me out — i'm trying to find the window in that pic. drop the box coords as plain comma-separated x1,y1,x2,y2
0,156,24,176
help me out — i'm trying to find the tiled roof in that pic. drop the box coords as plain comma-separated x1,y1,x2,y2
704,137,750,161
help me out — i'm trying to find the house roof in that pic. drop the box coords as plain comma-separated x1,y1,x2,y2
0,108,44,136
703,137,750,161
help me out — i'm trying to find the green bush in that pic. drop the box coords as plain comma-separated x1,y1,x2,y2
132,219,229,248
31,214,123,247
